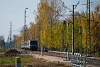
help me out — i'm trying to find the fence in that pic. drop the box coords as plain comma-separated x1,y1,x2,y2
71,55,86,67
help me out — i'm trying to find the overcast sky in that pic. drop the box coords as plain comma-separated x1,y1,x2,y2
0,0,99,41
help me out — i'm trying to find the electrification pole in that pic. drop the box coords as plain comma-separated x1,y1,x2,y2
72,1,79,55
51,18,52,49
66,21,69,60
79,27,82,66
86,0,91,56
34,29,35,39
72,5,74,55
62,21,66,51
24,8,28,49
10,22,12,49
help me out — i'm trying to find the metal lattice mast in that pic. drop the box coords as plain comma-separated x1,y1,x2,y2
24,8,28,48
10,22,12,48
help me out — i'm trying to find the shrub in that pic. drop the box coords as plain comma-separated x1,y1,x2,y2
0,47,4,53
95,52,100,57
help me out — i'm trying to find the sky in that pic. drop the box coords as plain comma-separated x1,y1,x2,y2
0,0,99,41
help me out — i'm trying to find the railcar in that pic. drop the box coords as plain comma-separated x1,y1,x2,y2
21,40,38,51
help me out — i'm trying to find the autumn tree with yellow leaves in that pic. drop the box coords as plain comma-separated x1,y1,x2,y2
36,0,66,50
14,1,100,56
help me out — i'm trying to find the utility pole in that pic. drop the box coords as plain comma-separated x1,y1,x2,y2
86,0,91,56
79,27,82,66
50,17,52,50
72,5,74,55
72,1,79,55
10,22,12,49
34,29,35,39
39,24,41,47
62,21,66,51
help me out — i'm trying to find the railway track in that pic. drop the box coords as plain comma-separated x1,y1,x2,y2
4,49,100,67
32,51,100,66
86,57,100,66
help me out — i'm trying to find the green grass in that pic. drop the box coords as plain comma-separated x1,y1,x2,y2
0,57,14,64
0,55,33,64
0,55,71,67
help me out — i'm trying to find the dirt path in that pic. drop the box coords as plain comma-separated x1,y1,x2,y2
32,54,71,66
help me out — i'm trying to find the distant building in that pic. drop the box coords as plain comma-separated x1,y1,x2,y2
0,35,4,40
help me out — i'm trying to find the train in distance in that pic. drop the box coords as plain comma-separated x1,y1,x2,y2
21,40,38,51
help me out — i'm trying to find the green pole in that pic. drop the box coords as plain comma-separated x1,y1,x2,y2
67,22,69,60
86,0,91,56
86,0,88,56
89,0,91,56
79,27,82,67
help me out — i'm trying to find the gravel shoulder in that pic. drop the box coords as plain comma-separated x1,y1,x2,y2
32,54,71,66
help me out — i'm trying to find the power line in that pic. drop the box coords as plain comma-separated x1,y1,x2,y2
12,23,31,33
93,0,100,5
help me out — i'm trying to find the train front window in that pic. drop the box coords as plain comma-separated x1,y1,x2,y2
30,41,38,45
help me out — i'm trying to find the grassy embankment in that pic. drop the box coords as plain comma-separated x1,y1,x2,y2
0,55,32,67
0,54,71,67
